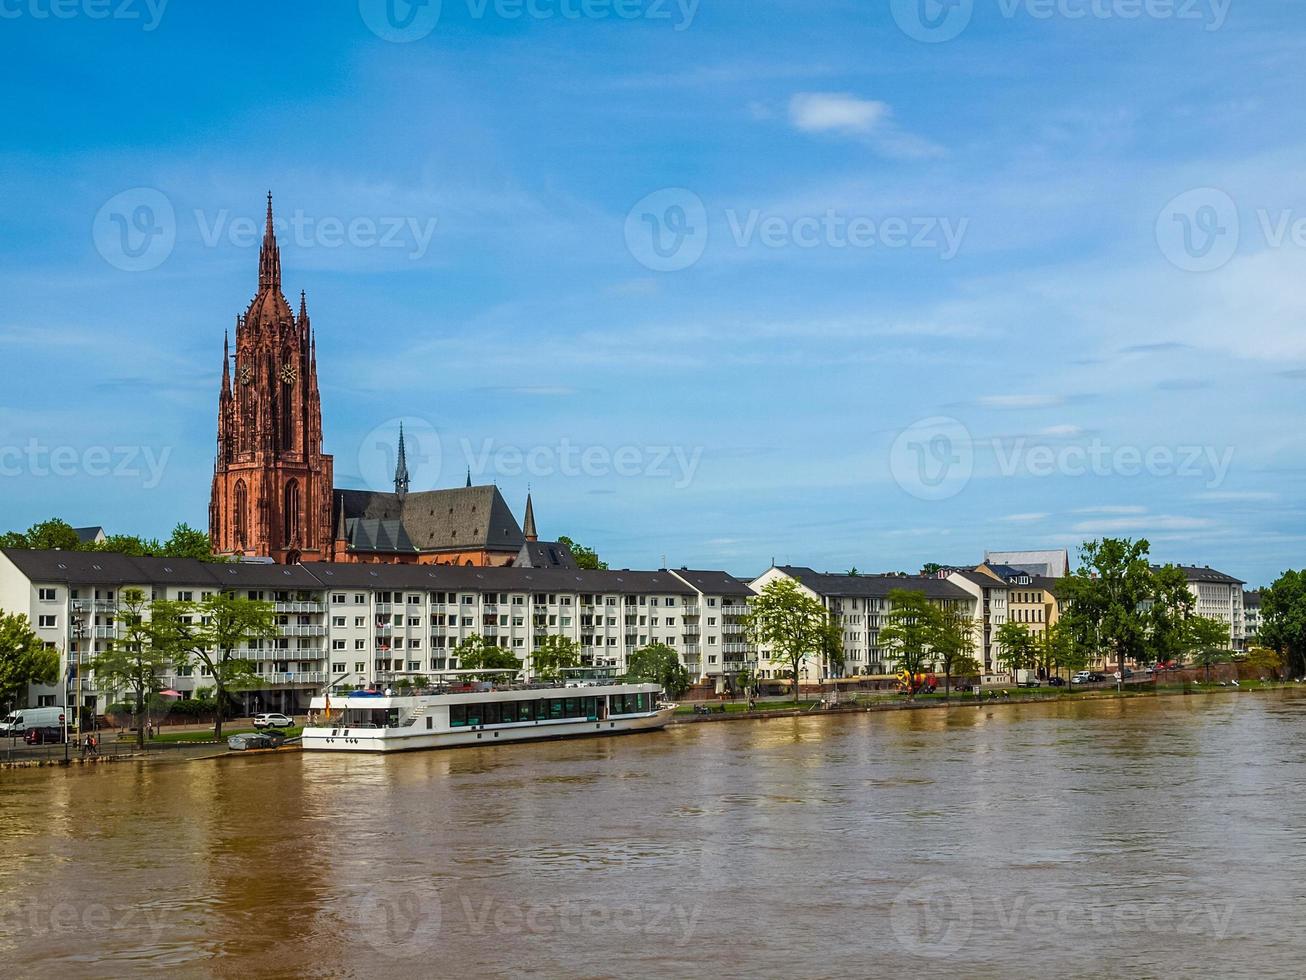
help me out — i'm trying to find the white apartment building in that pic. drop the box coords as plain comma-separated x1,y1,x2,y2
945,570,1009,677
749,566,978,679
1166,565,1246,651
1243,590,1261,643
0,549,756,715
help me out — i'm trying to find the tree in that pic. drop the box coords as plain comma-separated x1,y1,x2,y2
91,588,173,747
1059,538,1155,686
152,593,277,737
1148,564,1196,666
921,563,943,577
931,606,976,701
1244,646,1285,679
1261,570,1306,679
20,518,82,551
557,536,607,571
995,621,1036,684
90,534,159,557
744,578,828,701
625,643,690,698
1043,621,1089,683
454,635,522,678
532,635,581,681
949,653,983,694
0,612,59,711
162,523,217,560
878,590,940,694
1186,615,1232,682
820,614,846,679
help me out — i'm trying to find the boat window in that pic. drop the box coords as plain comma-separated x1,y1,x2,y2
449,704,468,727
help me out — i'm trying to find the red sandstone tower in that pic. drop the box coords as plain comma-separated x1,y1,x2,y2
209,194,334,563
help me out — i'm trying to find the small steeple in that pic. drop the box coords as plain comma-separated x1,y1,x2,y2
394,423,410,499
258,191,281,292
221,329,231,392
465,467,472,488
523,491,538,542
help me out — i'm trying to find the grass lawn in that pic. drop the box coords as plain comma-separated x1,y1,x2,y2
675,700,818,715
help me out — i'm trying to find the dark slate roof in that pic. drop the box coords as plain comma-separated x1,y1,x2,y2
1153,564,1245,586
335,485,524,555
516,540,577,570
302,563,696,596
777,567,972,600
1030,575,1064,597
1244,589,1261,607
345,518,416,554
671,569,753,597
73,526,105,544
2,549,737,598
949,569,1010,589
983,563,1031,581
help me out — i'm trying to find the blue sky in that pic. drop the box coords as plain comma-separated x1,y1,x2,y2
1,0,1303,584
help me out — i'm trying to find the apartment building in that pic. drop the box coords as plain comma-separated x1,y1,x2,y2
976,562,1063,644
749,566,977,678
1165,565,1246,650
945,570,1009,676
1243,590,1261,644
0,549,755,713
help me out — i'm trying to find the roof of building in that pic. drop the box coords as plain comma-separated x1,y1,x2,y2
515,540,578,570
1244,589,1261,607
670,569,754,597
0,549,746,597
949,569,1011,590
773,566,972,601
1157,564,1246,586
334,484,525,555
72,526,106,544
984,549,1070,578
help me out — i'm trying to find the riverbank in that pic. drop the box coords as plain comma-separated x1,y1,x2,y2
669,679,1301,726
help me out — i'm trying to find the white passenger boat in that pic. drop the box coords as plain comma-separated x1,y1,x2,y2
302,672,674,753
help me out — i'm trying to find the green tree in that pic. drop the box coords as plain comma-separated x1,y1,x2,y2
1261,570,1306,678
22,518,82,551
454,634,522,678
949,653,984,694
995,621,1037,683
162,523,216,560
625,643,690,698
1186,615,1233,682
1043,621,1088,683
152,593,277,737
744,578,828,701
931,606,976,701
878,590,941,693
532,635,581,681
820,614,846,679
1244,646,1285,679
91,588,173,747
0,612,60,711
1060,538,1155,685
90,534,159,557
557,536,607,571
1148,564,1196,666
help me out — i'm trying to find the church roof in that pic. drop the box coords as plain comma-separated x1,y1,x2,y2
334,484,525,555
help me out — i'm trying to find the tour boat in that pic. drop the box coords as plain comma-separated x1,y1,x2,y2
302,673,674,753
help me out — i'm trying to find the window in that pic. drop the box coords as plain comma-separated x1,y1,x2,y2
332,663,346,674
38,588,57,602
38,615,56,629
332,593,346,604
333,640,346,650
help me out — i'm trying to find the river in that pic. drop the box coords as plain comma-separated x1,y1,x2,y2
2,691,1305,978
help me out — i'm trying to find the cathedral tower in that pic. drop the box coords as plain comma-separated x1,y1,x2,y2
209,194,335,563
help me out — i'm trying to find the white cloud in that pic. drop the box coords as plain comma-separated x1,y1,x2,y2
1193,490,1279,502
1038,424,1084,438
1073,505,1147,515
1001,512,1049,523
1071,515,1214,533
978,394,1063,409
788,93,889,136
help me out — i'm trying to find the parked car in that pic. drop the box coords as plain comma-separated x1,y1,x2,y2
1072,671,1105,684
1048,676,1066,687
1113,669,1135,681
1017,677,1042,688
253,713,294,730
23,726,65,745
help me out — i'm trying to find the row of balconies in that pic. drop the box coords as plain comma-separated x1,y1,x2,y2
278,625,328,637
274,601,324,613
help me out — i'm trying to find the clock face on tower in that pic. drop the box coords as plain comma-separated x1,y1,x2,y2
280,364,297,385
239,365,253,385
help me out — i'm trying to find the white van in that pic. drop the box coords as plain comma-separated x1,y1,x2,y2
0,706,67,736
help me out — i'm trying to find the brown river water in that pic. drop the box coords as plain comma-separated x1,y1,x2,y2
2,692,1305,979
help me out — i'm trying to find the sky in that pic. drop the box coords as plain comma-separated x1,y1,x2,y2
0,0,1303,585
